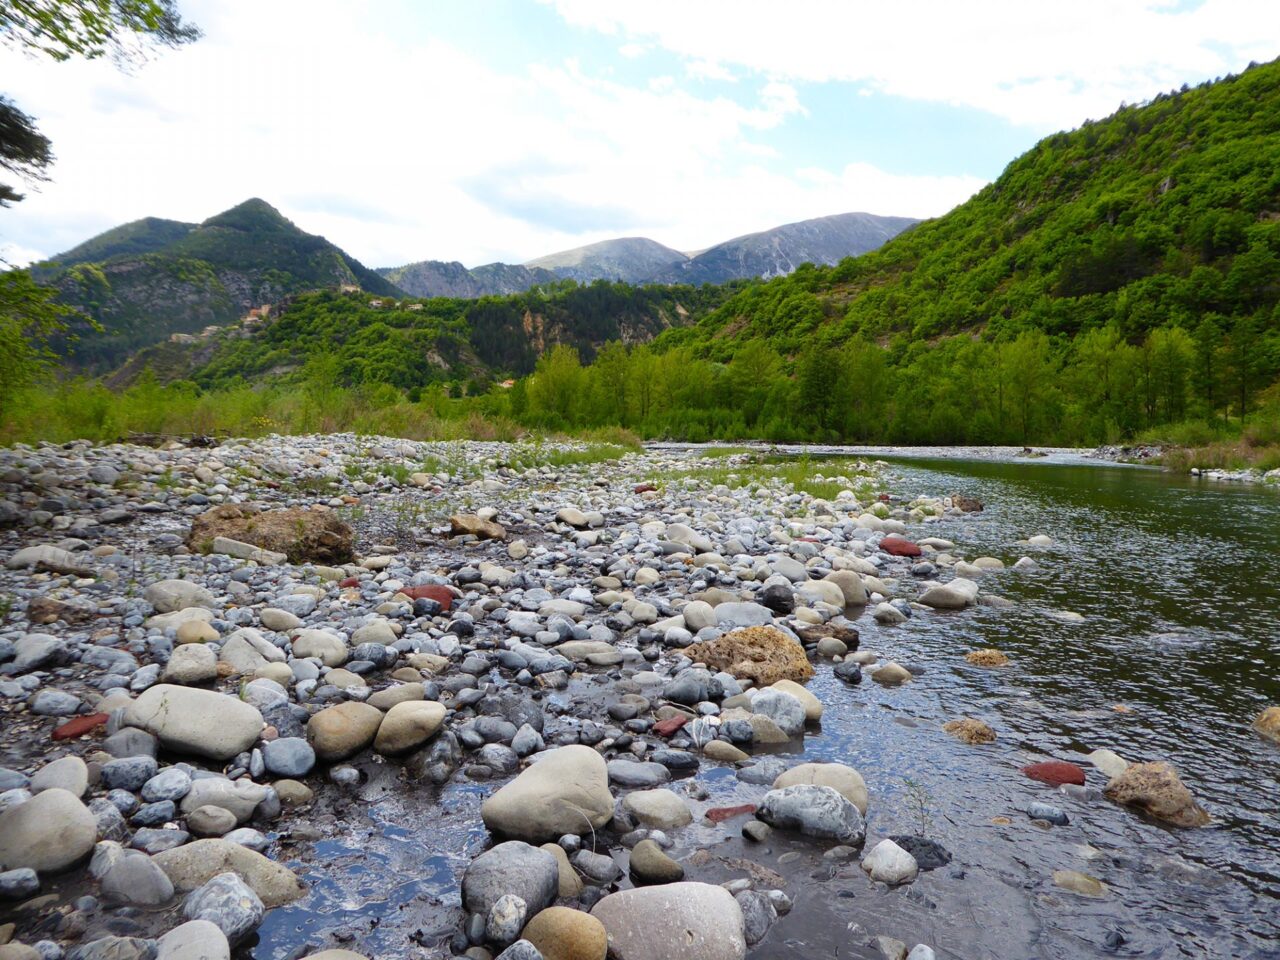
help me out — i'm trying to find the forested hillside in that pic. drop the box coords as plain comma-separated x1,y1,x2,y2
510,61,1280,445
37,199,402,371
114,280,734,395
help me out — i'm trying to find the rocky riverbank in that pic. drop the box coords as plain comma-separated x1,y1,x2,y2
0,436,1226,960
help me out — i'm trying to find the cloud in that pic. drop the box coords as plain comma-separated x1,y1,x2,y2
543,0,1280,128
2,0,1258,271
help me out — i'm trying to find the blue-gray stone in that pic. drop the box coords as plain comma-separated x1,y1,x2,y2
101,756,159,791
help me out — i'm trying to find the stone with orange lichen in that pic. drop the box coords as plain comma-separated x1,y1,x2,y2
682,626,813,685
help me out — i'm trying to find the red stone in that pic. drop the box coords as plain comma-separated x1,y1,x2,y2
1022,761,1086,787
339,577,360,588
634,483,657,494
878,493,892,502
705,804,757,823
653,716,689,737
401,584,453,612
51,713,108,741
880,536,922,557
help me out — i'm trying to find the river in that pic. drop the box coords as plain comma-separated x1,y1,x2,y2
256,450,1280,960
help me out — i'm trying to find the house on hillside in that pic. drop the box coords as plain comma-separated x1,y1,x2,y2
499,379,516,389
407,303,423,311
370,299,384,308
339,283,360,293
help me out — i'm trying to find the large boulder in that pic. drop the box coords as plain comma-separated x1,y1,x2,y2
462,841,558,917
590,882,745,960
1103,761,1209,827
683,627,813,686
307,702,383,761
0,788,97,872
481,745,614,842
124,686,263,761
187,503,354,564
771,762,868,814
756,783,865,844
152,839,304,906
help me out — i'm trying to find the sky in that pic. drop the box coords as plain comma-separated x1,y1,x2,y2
2,0,1279,269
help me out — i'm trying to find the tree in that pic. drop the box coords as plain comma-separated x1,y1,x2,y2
0,268,76,415
0,96,51,207
1,1,199,205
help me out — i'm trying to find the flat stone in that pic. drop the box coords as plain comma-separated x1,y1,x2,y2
590,882,745,960
124,686,263,761
0,788,97,872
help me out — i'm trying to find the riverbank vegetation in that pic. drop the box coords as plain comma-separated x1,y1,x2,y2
3,62,1278,465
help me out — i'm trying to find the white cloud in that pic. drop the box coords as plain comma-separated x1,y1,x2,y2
544,0,1280,128
3,0,1258,270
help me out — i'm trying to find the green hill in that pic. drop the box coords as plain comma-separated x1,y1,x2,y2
42,199,403,371
34,216,195,270
518,61,1280,444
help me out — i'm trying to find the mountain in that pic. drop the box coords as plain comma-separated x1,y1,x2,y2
524,236,688,283
39,199,402,371
37,216,195,269
654,212,922,284
380,212,917,298
380,260,558,299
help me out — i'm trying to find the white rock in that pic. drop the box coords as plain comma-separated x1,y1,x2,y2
861,839,918,885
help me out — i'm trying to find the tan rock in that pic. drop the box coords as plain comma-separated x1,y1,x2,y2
943,718,996,744
152,838,304,906
1254,706,1280,744
307,702,383,761
541,843,583,898
449,514,506,540
772,762,868,814
872,662,912,686
770,679,823,721
521,905,607,960
187,503,354,563
682,626,814,686
702,740,749,763
965,648,1010,666
1104,762,1210,827
176,620,219,644
373,701,446,755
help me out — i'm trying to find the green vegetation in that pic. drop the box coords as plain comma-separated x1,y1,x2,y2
35,199,402,371
509,62,1280,448
1,1,199,206
5,60,1280,463
656,454,876,501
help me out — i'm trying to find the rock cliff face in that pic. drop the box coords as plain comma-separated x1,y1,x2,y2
654,212,920,284
380,260,559,298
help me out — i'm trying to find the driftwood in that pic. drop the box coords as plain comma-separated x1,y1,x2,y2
123,432,224,448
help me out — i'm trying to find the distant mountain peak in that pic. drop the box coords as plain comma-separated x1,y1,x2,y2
201,197,297,232
383,212,917,299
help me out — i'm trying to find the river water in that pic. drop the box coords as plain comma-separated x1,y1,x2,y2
256,452,1280,960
